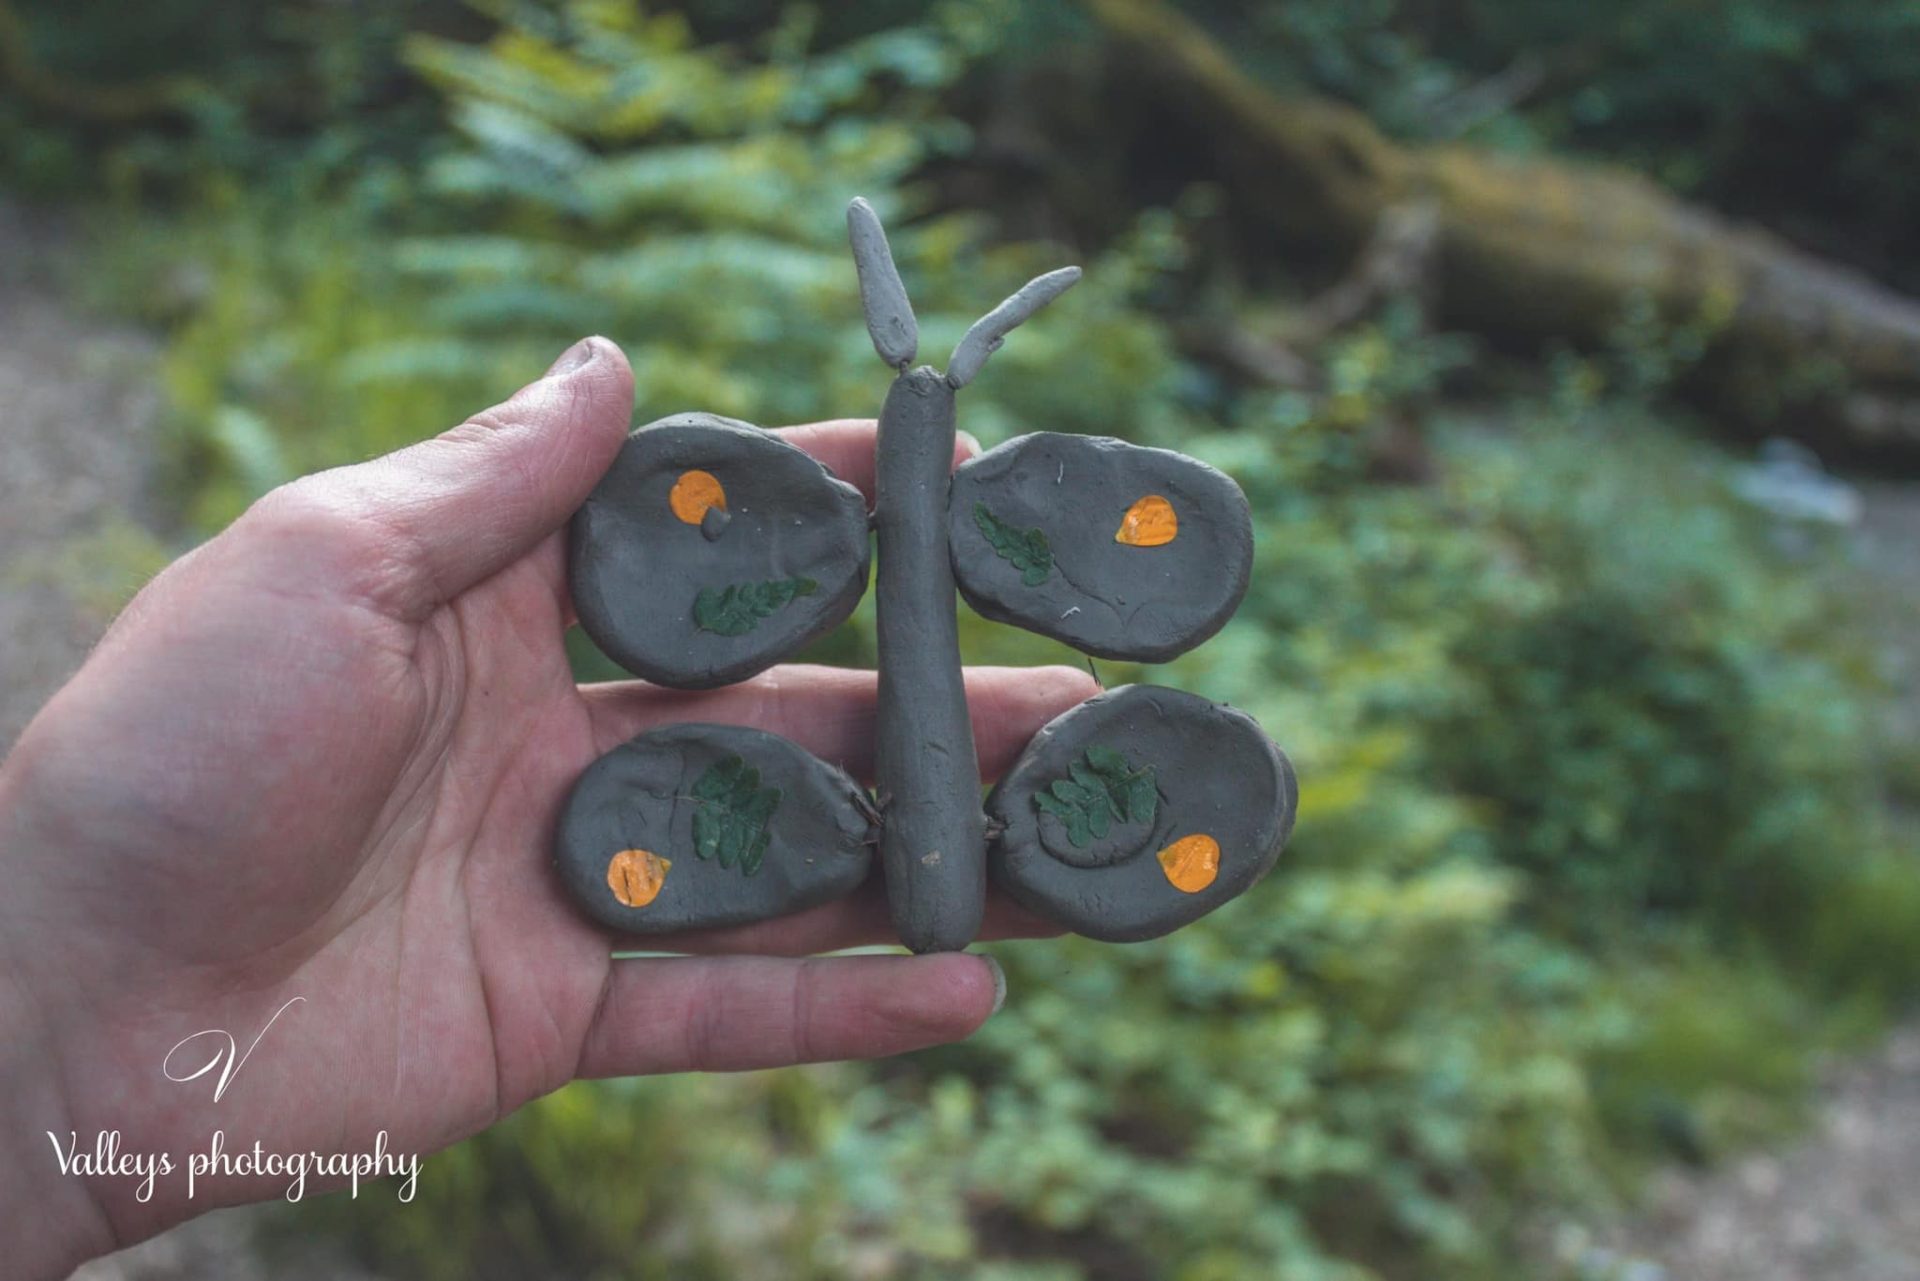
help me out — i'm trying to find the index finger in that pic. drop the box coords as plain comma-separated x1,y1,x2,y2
628,882,1064,958
773,419,978,506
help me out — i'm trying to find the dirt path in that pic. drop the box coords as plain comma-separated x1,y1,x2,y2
1566,483,1920,1281
1575,1026,1920,1281
0,201,164,749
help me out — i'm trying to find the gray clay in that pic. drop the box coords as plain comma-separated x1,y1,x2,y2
552,198,1297,955
985,684,1296,943
570,413,871,689
946,266,1082,389
873,367,986,954
949,432,1253,664
555,723,875,936
847,197,919,368
855,211,1089,953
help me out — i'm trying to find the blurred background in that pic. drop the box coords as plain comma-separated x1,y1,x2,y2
5,1,1920,1278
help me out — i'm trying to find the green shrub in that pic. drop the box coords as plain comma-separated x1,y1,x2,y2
1424,423,1888,933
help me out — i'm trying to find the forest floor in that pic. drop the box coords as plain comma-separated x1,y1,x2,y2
4,198,1918,1280
1562,488,1920,1281
1574,1025,1920,1280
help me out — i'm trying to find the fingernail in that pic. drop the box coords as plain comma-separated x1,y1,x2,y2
957,430,984,458
546,337,600,377
983,954,1007,1015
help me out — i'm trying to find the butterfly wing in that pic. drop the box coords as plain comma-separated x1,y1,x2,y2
557,723,875,936
948,432,1252,663
570,412,871,689
985,685,1295,943
955,432,1289,940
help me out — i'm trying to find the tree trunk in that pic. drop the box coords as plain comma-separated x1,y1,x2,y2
1086,0,1920,464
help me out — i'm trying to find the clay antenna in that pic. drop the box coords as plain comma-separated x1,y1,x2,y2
946,265,1081,388
846,197,918,369
847,196,1082,386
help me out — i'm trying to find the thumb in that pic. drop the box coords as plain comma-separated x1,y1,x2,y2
257,336,635,621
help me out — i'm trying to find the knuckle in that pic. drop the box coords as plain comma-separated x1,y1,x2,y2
442,408,512,449
239,475,337,536
238,472,388,554
231,473,424,617
446,410,546,511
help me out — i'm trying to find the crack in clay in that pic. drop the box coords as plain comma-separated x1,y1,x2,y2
1048,554,1136,630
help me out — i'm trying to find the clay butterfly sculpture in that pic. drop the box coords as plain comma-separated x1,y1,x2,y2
556,199,1297,952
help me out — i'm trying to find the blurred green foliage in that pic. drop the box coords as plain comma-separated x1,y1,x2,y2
16,0,1920,286
12,0,1920,1277
0,0,455,196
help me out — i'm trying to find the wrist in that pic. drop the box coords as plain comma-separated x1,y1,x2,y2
0,1025,119,1280
0,772,121,1278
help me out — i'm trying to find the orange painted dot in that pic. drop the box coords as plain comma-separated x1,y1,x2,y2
607,848,670,908
1116,494,1178,547
669,470,727,525
1156,833,1220,893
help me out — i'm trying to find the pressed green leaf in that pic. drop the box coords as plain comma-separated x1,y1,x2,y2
693,806,723,861
1034,791,1074,820
743,785,782,827
1126,774,1159,826
1051,779,1093,806
742,830,771,876
974,502,1052,586
1065,810,1091,847
1031,745,1158,848
686,754,781,877
1087,794,1112,839
694,575,820,636
693,755,742,801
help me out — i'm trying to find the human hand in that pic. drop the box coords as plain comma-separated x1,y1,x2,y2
0,338,1096,1277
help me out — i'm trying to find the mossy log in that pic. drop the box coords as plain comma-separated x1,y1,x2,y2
1087,0,1920,462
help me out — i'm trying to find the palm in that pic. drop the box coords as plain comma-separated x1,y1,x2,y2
0,341,1091,1257
18,524,595,1224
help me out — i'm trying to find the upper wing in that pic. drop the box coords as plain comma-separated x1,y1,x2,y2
569,412,871,689
948,432,1254,663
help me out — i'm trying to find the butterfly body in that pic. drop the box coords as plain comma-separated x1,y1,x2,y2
874,366,984,952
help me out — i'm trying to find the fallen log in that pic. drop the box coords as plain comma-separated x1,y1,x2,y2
1085,0,1920,463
